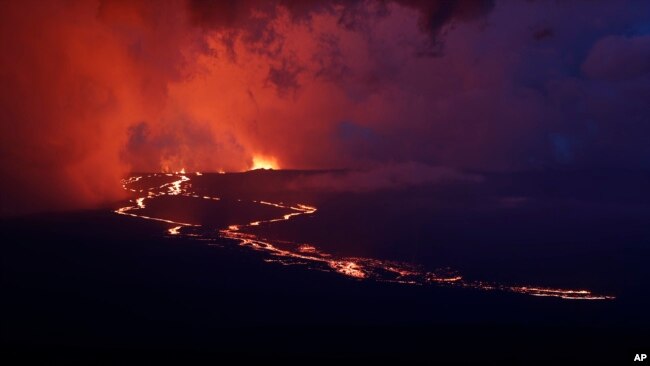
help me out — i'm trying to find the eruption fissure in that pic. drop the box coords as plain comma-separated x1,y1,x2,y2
115,172,615,301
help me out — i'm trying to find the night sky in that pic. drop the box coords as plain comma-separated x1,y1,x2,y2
1,1,649,213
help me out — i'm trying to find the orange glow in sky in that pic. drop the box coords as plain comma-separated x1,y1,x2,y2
251,155,279,170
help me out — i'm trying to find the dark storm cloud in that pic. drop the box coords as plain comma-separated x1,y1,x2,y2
394,0,494,35
187,0,494,40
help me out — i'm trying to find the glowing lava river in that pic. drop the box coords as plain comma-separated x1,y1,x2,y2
115,172,615,301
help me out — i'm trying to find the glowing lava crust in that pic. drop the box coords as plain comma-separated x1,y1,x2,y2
115,172,615,301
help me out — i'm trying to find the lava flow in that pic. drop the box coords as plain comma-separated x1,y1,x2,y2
115,172,615,301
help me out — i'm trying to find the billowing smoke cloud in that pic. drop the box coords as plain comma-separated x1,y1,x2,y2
0,0,200,215
1,0,649,215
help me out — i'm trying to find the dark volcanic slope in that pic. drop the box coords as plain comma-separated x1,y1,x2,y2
137,195,291,228
2,208,649,363
165,169,650,297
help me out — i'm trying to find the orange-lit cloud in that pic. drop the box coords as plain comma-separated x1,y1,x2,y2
0,0,492,214
2,0,650,215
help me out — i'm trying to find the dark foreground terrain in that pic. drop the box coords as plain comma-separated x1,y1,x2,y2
2,169,650,364
2,211,648,364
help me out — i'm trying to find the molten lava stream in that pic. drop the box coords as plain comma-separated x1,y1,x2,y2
115,173,615,301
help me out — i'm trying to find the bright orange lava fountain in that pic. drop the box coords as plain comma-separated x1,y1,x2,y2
251,155,278,170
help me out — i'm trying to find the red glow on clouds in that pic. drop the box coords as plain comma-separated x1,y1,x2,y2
1,0,649,214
